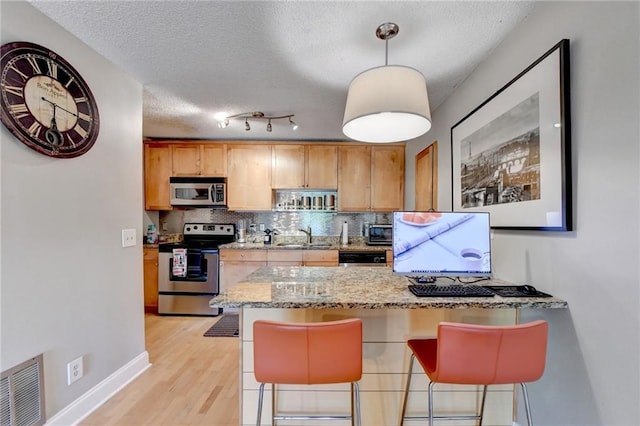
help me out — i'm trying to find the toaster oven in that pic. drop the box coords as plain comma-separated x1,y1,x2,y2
367,224,392,246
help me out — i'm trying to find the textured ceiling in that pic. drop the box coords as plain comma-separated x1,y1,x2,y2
28,1,536,142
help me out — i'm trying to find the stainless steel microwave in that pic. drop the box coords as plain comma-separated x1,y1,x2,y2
367,224,392,245
169,177,227,207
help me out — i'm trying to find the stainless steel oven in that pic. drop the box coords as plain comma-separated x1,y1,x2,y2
158,223,234,316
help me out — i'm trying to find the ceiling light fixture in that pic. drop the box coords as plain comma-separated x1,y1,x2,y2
216,111,297,132
342,22,432,143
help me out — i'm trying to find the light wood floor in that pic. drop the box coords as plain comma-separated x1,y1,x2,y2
80,314,240,425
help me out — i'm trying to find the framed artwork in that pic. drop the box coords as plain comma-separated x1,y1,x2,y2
451,39,572,231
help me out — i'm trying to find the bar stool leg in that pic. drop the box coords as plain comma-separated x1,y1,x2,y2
478,385,488,425
520,383,534,426
271,384,277,426
428,381,436,426
256,383,265,426
354,381,362,426
399,353,416,425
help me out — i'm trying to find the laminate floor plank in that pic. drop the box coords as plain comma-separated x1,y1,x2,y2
79,314,240,426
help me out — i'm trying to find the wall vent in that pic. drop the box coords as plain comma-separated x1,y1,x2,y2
1,354,45,426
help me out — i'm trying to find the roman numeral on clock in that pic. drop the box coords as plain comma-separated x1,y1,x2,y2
8,103,29,120
4,85,24,98
28,121,42,138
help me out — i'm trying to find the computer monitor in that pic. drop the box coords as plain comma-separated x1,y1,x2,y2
392,211,492,279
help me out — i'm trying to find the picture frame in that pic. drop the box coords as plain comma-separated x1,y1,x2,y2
451,39,572,231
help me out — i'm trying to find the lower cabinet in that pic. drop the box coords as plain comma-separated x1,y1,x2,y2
220,249,268,293
267,250,303,266
143,248,159,313
303,250,339,266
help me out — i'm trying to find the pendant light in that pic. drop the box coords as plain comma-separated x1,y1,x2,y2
343,23,432,143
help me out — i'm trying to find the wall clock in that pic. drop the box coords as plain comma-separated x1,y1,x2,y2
1,41,100,158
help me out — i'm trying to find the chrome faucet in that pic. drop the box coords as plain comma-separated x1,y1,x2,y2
299,226,312,244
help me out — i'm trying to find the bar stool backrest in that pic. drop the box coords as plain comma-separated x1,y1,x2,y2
432,320,548,385
253,318,363,385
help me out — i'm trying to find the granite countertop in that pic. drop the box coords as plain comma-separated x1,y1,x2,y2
219,242,391,251
209,266,568,310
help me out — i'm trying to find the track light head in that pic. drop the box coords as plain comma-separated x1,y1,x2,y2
217,119,229,129
266,120,272,132
245,119,250,131
289,117,298,130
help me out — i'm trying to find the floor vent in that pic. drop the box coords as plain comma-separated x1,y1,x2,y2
1,354,45,426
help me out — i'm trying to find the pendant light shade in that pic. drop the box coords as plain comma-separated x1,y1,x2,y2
342,22,432,143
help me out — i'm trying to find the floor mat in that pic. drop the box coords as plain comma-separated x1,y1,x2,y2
203,314,239,337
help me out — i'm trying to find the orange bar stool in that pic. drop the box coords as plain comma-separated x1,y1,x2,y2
253,318,363,426
400,320,548,426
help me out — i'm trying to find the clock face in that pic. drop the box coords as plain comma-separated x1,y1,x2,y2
1,42,100,158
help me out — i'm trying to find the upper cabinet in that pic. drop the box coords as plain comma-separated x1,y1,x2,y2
371,145,405,211
172,143,227,176
338,145,405,212
338,145,371,211
272,144,337,190
144,143,172,210
143,141,403,212
227,144,272,210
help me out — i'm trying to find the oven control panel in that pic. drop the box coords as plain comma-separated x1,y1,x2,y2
183,223,235,236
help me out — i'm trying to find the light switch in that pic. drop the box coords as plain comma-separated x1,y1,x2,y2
122,229,137,247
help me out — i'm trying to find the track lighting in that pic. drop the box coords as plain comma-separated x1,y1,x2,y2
216,111,297,133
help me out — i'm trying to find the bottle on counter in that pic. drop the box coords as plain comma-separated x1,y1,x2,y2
146,224,158,244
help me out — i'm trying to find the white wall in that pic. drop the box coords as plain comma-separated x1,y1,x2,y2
1,1,146,421
406,2,639,424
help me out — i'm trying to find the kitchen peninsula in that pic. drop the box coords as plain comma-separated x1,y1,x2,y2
210,266,567,426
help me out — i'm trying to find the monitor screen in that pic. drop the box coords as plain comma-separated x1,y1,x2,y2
392,211,492,278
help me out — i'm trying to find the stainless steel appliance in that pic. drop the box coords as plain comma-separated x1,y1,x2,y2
169,177,227,207
338,250,387,266
158,222,235,315
367,224,392,245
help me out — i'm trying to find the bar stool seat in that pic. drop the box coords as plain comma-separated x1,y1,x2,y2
400,320,548,426
253,318,363,426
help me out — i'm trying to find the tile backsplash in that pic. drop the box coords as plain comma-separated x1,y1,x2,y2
159,209,392,242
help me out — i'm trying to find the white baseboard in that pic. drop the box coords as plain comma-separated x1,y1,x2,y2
45,351,151,426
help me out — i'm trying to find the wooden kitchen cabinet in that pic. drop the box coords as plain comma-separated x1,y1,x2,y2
338,145,371,211
267,249,303,266
143,248,159,313
219,249,267,292
303,250,339,266
227,144,272,210
172,143,227,176
144,143,172,210
338,145,405,212
371,145,405,211
272,144,338,189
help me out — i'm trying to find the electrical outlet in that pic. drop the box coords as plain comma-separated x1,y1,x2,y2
259,223,265,231
67,356,83,385
121,229,137,247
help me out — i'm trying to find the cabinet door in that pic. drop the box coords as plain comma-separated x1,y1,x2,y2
143,248,159,312
219,249,268,292
272,145,305,188
227,145,272,210
267,249,303,266
201,143,227,176
303,250,338,266
171,144,201,176
144,143,172,210
371,145,405,211
306,145,338,189
338,146,371,211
